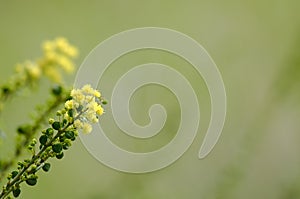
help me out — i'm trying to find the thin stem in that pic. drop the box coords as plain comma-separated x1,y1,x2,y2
0,123,71,199
0,109,85,199
0,93,68,180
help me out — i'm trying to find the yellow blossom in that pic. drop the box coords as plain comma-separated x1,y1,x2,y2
68,85,105,134
15,64,24,73
25,62,41,79
64,46,78,58
71,89,84,104
55,37,68,49
74,120,83,129
82,84,93,94
65,100,73,109
55,37,78,58
82,123,92,134
96,105,104,115
42,40,55,52
45,51,58,62
57,55,74,73
44,67,62,83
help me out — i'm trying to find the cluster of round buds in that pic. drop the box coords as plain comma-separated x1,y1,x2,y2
65,84,105,134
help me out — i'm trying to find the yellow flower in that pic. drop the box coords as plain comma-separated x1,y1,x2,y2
82,123,92,134
96,105,104,115
68,85,105,134
64,113,73,123
55,37,68,50
43,40,55,52
64,46,78,58
65,100,73,110
57,55,74,73
86,110,99,123
74,120,83,129
15,63,24,73
88,101,103,115
82,84,93,94
26,63,41,79
44,67,62,83
45,51,58,62
93,90,101,98
71,89,84,104
55,37,78,58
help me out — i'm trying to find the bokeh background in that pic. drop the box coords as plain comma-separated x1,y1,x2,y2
0,1,300,198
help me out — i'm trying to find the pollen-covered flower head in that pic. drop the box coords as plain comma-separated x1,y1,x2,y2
40,37,78,83
9,37,78,90
65,84,105,134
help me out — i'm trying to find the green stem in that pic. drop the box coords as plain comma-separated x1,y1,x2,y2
0,123,71,199
0,93,68,181
0,108,85,199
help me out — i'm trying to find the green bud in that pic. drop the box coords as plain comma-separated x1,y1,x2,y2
62,119,68,126
52,143,62,153
42,163,51,172
59,136,66,142
2,86,10,94
49,118,55,124
102,100,108,105
66,95,73,101
17,125,31,135
52,122,61,130
13,188,21,197
32,138,37,144
11,171,18,178
56,111,62,116
7,173,12,180
46,128,54,136
65,131,74,139
39,135,48,145
52,85,62,96
30,138,37,146
30,165,37,172
26,178,37,186
63,144,69,150
56,152,64,159
17,161,24,169
68,109,74,117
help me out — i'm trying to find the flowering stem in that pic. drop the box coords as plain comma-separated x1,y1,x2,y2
0,86,70,181
0,84,105,199
0,119,74,199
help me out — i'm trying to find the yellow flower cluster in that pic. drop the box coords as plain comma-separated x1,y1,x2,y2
65,85,104,134
15,61,41,81
39,37,78,83
13,37,78,85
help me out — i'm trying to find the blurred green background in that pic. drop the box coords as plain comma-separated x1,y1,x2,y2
0,0,300,198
